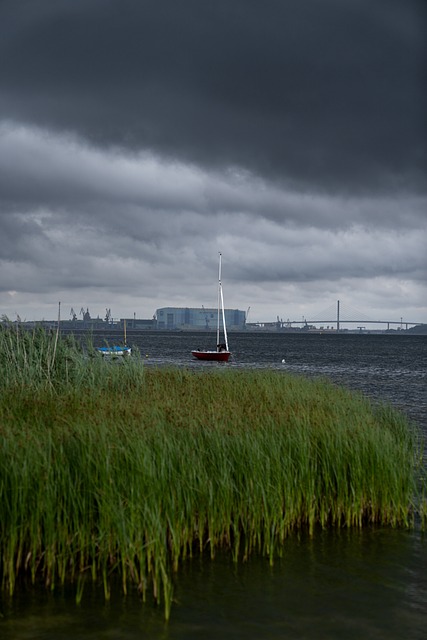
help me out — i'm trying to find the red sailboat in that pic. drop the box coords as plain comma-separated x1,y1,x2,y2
192,253,231,362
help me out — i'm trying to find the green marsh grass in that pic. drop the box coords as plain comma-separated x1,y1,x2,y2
0,326,425,619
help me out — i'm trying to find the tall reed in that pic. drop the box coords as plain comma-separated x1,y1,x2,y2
0,326,425,619
0,321,144,392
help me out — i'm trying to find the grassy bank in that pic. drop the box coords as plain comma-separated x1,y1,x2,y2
0,326,425,619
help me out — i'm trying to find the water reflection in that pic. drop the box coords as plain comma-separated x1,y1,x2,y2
1,529,426,639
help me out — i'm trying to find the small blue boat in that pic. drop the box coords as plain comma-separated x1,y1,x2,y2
97,345,131,357
97,319,131,356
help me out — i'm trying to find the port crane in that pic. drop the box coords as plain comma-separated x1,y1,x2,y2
80,307,91,321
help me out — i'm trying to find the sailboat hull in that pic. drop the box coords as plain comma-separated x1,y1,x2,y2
191,350,230,362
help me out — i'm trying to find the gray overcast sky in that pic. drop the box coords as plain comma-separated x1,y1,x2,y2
1,0,426,325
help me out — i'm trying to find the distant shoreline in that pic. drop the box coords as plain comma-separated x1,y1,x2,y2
3,321,426,335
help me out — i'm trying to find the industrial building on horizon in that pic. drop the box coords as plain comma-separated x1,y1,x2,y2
156,307,246,331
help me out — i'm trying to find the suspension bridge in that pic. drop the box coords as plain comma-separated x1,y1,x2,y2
259,300,424,332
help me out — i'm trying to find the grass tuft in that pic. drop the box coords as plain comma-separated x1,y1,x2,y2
0,325,425,619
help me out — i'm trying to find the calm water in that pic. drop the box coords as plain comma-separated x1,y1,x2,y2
1,333,426,639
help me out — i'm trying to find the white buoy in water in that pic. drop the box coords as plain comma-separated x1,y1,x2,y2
281,358,286,363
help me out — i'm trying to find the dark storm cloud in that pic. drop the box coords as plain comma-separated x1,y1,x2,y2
1,1,426,324
1,0,425,192
1,123,424,239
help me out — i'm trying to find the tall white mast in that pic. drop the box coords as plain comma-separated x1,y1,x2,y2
218,252,229,351
217,253,221,348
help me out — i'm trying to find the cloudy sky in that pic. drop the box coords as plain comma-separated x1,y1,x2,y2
1,0,426,326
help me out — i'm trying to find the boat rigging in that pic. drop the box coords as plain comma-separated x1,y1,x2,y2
191,253,231,362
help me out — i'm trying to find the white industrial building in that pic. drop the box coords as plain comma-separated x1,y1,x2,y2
156,307,246,330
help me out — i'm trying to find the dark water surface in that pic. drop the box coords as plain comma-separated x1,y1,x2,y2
1,333,426,639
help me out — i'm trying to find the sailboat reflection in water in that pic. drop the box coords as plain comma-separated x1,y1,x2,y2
192,253,231,362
